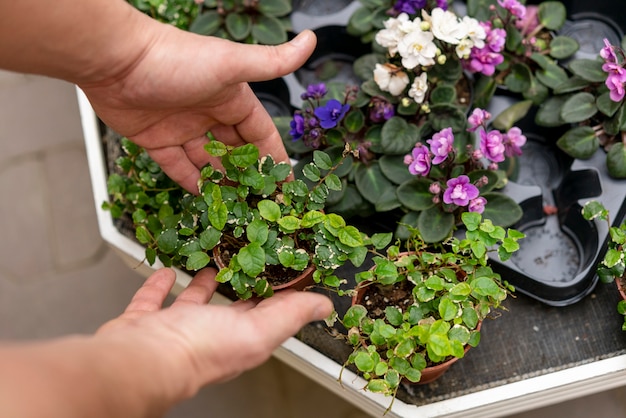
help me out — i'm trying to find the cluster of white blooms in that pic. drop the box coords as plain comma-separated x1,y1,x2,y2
373,8,486,104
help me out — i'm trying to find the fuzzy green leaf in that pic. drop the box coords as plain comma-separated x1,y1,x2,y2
607,143,626,178
560,92,597,123
251,15,287,44
396,177,434,211
189,11,222,35
548,35,579,59
417,207,454,243
568,59,606,83
538,1,566,30
556,126,599,159
225,13,251,40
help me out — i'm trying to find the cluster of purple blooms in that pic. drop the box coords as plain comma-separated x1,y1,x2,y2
600,38,626,103
392,0,448,15
404,108,526,213
463,0,527,76
289,83,395,147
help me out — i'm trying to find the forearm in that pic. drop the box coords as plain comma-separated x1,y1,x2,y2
0,0,156,85
0,335,189,418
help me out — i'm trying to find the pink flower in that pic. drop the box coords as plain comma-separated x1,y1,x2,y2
468,196,488,214
498,0,526,19
406,144,431,176
443,175,479,207
427,127,455,165
600,38,618,63
480,129,506,163
504,127,526,157
467,108,491,132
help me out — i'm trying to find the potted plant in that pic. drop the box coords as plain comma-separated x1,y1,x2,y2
338,211,524,405
536,36,626,179
129,0,294,44
581,200,626,330
104,136,368,300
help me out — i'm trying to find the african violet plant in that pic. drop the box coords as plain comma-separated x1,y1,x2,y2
466,0,579,108
340,212,523,400
535,37,626,178
285,79,525,242
129,0,293,44
105,137,368,300
582,200,626,330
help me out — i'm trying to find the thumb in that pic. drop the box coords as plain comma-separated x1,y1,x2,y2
222,30,317,84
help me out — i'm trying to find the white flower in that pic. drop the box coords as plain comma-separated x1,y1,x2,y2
376,13,420,56
461,15,486,50
430,7,467,45
408,72,428,104
397,29,437,69
455,38,474,59
374,63,410,96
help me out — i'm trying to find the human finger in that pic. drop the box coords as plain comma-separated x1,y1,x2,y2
147,146,203,194
173,268,219,306
218,30,317,85
245,291,334,348
124,268,177,314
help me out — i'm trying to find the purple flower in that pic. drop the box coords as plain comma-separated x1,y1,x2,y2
314,99,350,129
602,62,626,102
468,196,487,214
504,127,526,157
443,175,479,207
369,97,395,123
427,127,455,165
435,0,448,10
465,48,504,76
467,108,491,132
289,113,305,141
301,83,327,100
393,0,426,14
405,144,431,176
480,129,506,163
498,0,526,19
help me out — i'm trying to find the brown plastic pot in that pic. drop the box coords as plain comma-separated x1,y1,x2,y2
212,246,316,292
352,260,480,385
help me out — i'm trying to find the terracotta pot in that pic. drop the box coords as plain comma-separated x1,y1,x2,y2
352,263,481,385
212,246,316,292
616,276,626,301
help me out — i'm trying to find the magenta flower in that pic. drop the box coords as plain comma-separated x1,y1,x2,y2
406,144,431,176
480,129,506,163
602,62,626,102
504,127,527,157
468,196,488,214
600,38,618,63
498,0,526,19
443,175,479,207
314,99,350,129
427,127,455,165
465,48,504,76
467,108,491,132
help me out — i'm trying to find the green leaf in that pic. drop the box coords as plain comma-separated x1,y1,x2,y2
343,305,367,328
430,84,456,104
548,36,579,59
439,298,459,321
186,251,211,270
208,202,228,230
189,11,222,35
346,6,374,36
379,154,414,184
199,227,221,250
597,92,622,117
582,200,609,221
257,0,291,17
418,207,454,243
237,242,265,277
156,228,178,253
135,226,152,244
258,199,281,222
354,163,395,205
380,117,420,155
556,126,599,159
277,215,301,233
481,193,523,227
560,92,598,123
338,225,364,247
225,13,251,40
385,306,403,326
535,95,568,127
324,174,342,191
301,210,325,228
344,110,365,133
230,144,259,168
554,76,592,94
204,140,227,156
313,150,333,170
251,15,287,45
371,232,393,250
492,100,533,131
607,143,626,178
534,60,569,89
396,178,434,211
568,59,606,83
538,1,567,30
355,351,376,372
302,163,321,182
504,63,532,93
246,219,269,245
